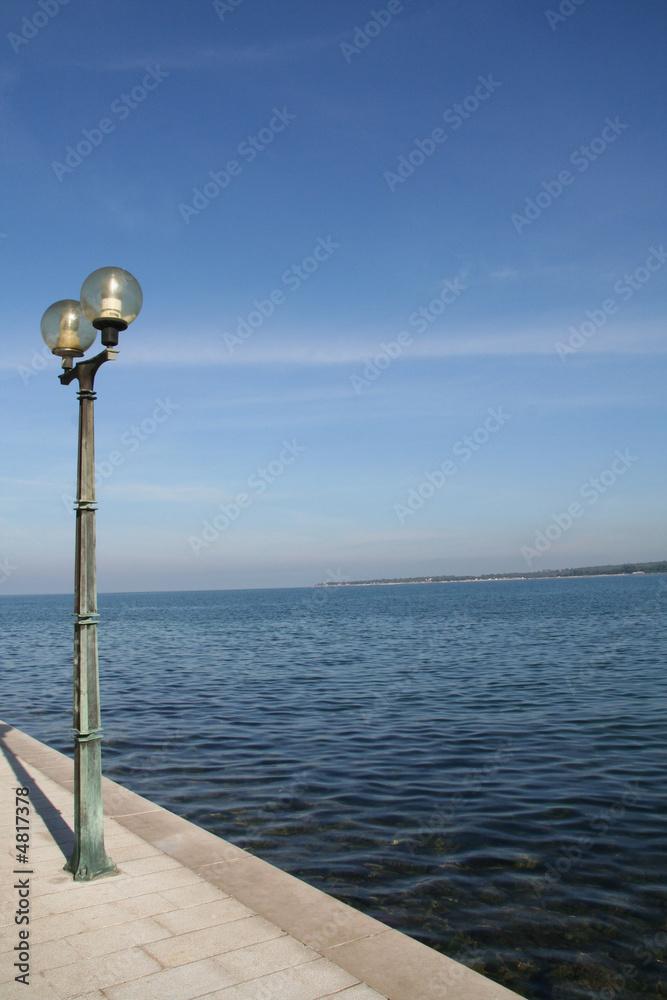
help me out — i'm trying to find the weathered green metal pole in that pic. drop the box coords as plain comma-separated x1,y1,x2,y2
60,349,117,881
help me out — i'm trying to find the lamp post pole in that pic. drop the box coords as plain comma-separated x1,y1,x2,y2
60,349,118,881
41,267,142,882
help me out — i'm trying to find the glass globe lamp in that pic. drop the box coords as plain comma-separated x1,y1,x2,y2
40,300,98,358
80,267,143,347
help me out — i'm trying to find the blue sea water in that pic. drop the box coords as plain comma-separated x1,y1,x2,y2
1,575,666,999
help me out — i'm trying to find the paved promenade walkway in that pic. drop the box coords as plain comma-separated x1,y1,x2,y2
1,723,525,1000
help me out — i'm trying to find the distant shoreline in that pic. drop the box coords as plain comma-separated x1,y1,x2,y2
318,574,648,588
315,561,667,588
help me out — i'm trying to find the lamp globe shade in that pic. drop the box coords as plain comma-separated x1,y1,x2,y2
80,267,143,329
40,300,98,358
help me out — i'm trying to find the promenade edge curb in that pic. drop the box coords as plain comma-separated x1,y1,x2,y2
0,721,526,1000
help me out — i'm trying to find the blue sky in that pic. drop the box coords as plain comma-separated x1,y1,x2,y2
1,0,665,594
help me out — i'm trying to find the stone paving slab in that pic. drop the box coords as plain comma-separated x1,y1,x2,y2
0,722,527,999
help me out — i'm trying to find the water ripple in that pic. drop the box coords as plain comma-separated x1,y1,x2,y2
1,575,666,1000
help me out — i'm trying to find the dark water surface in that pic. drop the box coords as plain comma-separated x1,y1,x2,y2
1,576,666,999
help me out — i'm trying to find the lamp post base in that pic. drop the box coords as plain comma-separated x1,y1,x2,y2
64,731,118,881
64,856,118,882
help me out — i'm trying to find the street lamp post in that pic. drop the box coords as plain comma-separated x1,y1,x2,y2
41,267,142,881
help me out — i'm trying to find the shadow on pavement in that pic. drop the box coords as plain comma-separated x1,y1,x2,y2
0,723,74,860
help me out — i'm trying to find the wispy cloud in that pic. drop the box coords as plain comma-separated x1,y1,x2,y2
62,36,339,74
100,483,231,504
114,321,667,368
0,475,66,490
3,320,664,376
